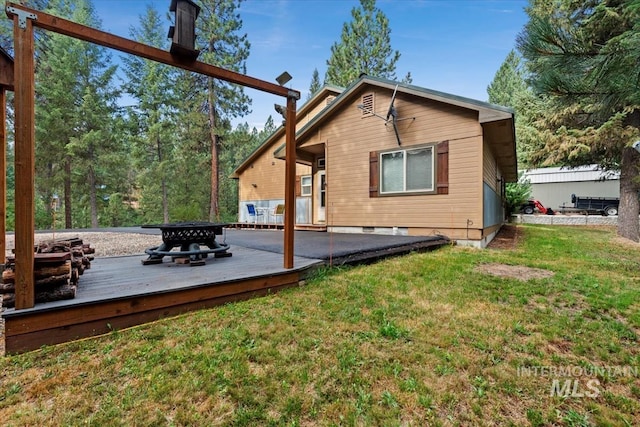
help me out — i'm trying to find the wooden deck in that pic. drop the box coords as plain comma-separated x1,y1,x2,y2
1,246,321,354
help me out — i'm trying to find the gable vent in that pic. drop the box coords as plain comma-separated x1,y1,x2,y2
361,93,374,116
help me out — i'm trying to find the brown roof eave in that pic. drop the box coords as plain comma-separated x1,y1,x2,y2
484,116,518,182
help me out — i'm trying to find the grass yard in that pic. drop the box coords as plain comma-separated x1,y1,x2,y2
1,224,639,426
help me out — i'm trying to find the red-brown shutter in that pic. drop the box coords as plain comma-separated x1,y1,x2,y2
436,140,449,195
369,151,379,197
295,175,301,197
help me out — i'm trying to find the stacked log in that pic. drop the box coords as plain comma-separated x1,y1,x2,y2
1,237,95,308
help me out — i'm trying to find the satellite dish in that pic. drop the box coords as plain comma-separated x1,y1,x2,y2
386,85,402,146
386,84,398,121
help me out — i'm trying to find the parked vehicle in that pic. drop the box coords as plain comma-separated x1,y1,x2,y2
520,199,555,215
558,194,619,216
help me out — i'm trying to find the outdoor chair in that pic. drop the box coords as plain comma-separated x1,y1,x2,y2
246,203,264,225
271,204,285,224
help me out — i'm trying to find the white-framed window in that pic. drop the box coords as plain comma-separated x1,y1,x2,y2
380,145,434,194
301,175,312,196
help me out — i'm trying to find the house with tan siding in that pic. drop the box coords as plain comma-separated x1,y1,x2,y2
233,76,517,247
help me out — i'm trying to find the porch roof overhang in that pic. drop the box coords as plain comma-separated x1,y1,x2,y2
483,117,518,182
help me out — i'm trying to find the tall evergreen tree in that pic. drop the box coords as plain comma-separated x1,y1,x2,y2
487,49,542,166
123,4,178,224
169,70,212,221
196,0,251,222
307,68,321,101
35,0,77,228
66,0,121,228
325,0,401,87
517,0,640,241
35,0,122,228
487,50,528,108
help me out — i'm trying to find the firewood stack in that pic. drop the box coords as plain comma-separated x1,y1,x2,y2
1,237,95,308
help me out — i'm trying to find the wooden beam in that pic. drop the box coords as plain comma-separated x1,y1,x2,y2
12,13,35,309
283,96,297,269
5,3,300,100
0,88,6,265
0,48,14,91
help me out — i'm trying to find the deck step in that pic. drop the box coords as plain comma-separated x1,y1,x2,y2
227,222,284,230
294,224,327,232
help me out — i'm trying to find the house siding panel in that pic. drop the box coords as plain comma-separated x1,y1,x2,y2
483,139,498,191
238,134,311,202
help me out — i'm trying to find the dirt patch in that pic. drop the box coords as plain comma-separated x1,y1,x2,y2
611,236,640,249
475,263,555,281
487,225,522,250
546,338,573,355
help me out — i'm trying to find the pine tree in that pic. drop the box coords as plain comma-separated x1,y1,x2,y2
487,49,542,166
34,0,122,228
517,0,640,241
325,0,401,87
487,50,528,108
169,70,212,221
307,68,321,101
35,0,78,228
196,0,251,222
67,1,121,228
123,4,178,224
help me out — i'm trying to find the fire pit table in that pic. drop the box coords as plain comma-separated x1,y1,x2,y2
141,222,232,266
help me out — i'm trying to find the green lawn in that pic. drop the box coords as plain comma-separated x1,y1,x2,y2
1,225,639,426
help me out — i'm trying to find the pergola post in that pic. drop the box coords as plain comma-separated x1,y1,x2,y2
283,95,297,269
12,10,35,309
0,45,16,269
0,86,7,264
0,88,6,265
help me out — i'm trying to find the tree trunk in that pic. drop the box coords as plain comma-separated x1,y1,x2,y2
161,178,169,223
64,156,72,228
157,134,169,223
89,164,98,228
617,146,640,242
208,77,219,222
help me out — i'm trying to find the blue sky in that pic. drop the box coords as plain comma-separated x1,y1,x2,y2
93,0,529,129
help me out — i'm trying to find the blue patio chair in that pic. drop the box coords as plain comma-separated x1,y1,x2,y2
246,203,264,224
